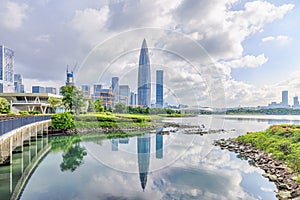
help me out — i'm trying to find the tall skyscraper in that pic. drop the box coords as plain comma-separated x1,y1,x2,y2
281,90,288,107
156,70,163,108
112,77,119,105
138,39,151,108
81,85,90,98
14,74,25,93
119,85,130,106
137,134,150,191
0,45,14,93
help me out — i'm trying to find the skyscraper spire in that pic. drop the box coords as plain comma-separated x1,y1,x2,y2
138,39,151,107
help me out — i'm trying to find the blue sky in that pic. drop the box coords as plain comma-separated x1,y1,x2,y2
0,0,298,107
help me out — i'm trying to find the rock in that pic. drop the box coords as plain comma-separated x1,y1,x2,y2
278,183,289,190
269,175,278,182
277,191,292,199
291,190,300,198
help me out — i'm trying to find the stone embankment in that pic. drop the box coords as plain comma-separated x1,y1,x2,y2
214,138,300,200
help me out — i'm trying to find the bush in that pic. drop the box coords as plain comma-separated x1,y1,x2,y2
29,110,40,115
50,112,76,130
19,110,29,115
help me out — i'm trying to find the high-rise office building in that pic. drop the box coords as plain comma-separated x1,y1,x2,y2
32,86,45,93
138,39,151,108
293,96,299,108
130,92,137,107
100,88,113,108
92,84,102,100
281,90,288,107
0,45,14,93
81,85,90,98
112,77,119,105
156,70,163,108
45,87,57,94
14,74,25,93
119,85,130,106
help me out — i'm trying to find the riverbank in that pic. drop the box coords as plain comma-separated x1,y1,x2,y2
214,125,300,200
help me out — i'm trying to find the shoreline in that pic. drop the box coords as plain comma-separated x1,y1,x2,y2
214,138,300,199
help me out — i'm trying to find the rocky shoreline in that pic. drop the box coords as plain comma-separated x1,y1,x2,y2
214,138,300,200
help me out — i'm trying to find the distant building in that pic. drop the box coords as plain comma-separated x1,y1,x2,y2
0,45,15,93
112,77,119,106
119,85,130,106
14,74,24,93
156,70,163,108
92,84,102,100
45,87,57,94
81,85,90,98
281,90,288,107
130,92,137,107
32,86,45,93
66,68,74,86
293,96,300,108
100,88,113,108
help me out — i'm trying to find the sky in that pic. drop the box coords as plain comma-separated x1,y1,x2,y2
0,0,299,108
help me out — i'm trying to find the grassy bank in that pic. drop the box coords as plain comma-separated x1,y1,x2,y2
159,113,197,117
74,113,154,128
236,124,300,175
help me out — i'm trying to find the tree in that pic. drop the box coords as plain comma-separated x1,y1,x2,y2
0,97,10,113
114,103,127,113
87,99,95,112
94,99,104,112
47,97,62,113
60,85,84,115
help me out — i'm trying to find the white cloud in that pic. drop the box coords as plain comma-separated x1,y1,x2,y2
0,1,28,30
262,35,291,43
223,54,268,69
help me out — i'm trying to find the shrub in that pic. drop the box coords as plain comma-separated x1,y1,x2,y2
50,112,76,130
19,110,29,115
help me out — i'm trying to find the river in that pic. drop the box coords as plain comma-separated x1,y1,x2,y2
2,115,300,200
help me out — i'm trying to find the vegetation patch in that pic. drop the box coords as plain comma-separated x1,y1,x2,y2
236,124,300,173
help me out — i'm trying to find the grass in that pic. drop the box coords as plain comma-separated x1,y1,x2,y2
236,124,300,175
74,113,153,128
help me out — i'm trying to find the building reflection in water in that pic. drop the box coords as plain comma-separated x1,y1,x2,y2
156,134,163,159
137,134,151,191
111,139,119,151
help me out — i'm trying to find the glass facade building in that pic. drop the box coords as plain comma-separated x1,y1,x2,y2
138,39,151,108
81,85,90,98
137,134,150,191
112,77,119,106
119,85,130,106
0,45,15,92
32,86,45,93
156,70,163,108
14,74,25,93
281,90,288,106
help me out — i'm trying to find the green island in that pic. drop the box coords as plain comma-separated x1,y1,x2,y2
236,125,300,175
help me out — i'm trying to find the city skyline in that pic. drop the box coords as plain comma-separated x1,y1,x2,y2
0,1,299,107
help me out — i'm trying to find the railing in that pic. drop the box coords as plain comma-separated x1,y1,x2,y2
0,116,51,136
